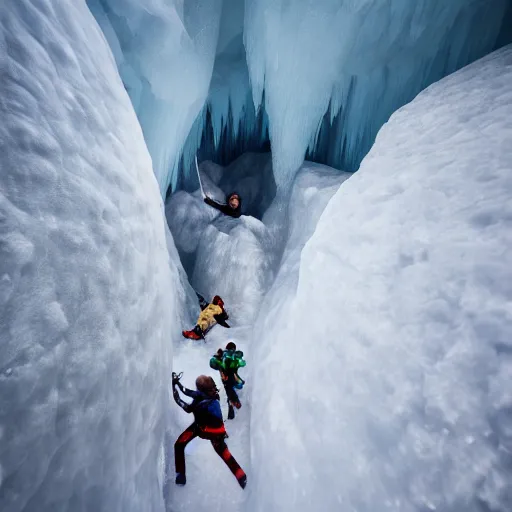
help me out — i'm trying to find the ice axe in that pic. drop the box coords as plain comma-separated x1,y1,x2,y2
195,155,206,198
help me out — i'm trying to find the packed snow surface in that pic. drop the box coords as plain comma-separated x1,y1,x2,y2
166,153,277,325
249,46,512,512
165,155,349,512
164,325,251,512
0,1,182,511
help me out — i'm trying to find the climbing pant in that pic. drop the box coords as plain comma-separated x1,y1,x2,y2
224,383,241,408
222,374,242,408
174,423,246,483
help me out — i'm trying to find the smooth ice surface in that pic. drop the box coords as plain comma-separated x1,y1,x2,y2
90,0,510,194
87,0,223,193
245,0,509,188
249,46,512,512
0,2,182,510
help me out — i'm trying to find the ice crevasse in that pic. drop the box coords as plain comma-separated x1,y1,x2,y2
249,45,512,512
0,1,188,511
88,0,510,194
0,1,511,512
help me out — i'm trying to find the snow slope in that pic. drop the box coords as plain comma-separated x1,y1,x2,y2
164,325,251,512
249,46,512,512
166,154,276,324
164,159,348,512
0,2,181,511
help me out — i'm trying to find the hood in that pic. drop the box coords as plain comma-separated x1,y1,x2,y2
226,192,242,213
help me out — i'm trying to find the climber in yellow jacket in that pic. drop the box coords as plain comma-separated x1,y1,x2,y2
182,294,230,340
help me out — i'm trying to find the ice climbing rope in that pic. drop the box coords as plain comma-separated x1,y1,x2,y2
195,156,205,198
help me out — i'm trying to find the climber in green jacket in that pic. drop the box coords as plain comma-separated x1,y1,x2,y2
210,342,246,420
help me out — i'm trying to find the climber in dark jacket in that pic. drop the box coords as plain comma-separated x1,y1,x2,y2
172,373,247,489
204,192,242,218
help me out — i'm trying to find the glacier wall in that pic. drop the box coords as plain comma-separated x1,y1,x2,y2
88,0,510,196
0,1,183,511
87,0,223,193
245,0,510,187
249,45,512,512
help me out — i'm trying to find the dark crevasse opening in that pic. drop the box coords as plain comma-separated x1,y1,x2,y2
88,0,512,198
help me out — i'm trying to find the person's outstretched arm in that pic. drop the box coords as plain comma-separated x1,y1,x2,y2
176,380,200,398
204,196,240,218
173,384,192,413
196,292,208,311
214,311,230,328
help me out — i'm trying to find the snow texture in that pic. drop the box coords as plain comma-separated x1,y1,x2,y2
164,324,251,512
0,1,182,511
249,46,512,512
90,0,509,195
165,155,346,512
166,153,277,324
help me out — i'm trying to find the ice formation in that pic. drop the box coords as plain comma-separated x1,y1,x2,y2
166,153,277,325
249,45,512,512
0,1,184,510
89,0,510,195
87,0,223,193
1,0,511,511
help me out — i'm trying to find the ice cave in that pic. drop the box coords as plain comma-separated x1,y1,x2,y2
0,1,511,512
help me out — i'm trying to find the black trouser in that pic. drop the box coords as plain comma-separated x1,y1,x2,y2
174,423,245,482
223,381,240,407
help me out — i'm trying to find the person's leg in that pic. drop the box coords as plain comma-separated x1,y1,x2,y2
174,424,198,484
211,438,247,488
197,317,210,333
193,325,205,338
225,381,241,408
223,383,236,419
182,326,203,340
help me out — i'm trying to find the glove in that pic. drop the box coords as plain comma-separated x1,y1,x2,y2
172,372,183,386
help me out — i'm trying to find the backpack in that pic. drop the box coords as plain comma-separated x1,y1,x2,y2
209,350,246,389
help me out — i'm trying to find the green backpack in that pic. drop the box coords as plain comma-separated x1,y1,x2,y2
210,349,246,378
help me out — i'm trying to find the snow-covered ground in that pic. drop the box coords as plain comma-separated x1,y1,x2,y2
249,45,512,512
0,2,183,511
165,155,350,512
164,325,251,512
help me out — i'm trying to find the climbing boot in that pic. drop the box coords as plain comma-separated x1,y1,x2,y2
175,473,186,486
230,399,242,410
238,474,247,489
182,325,204,340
